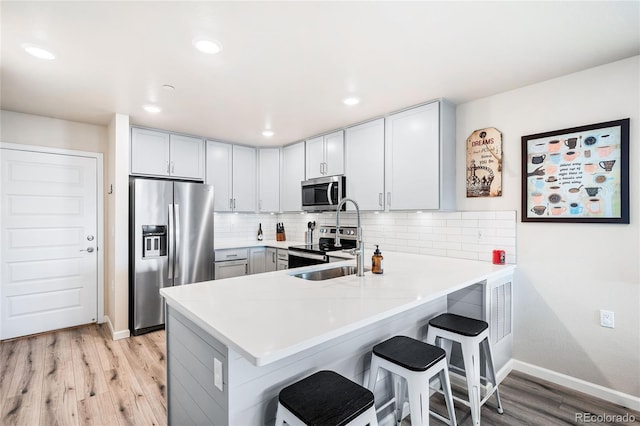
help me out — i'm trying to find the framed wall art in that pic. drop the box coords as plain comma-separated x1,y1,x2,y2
521,118,629,223
466,127,503,197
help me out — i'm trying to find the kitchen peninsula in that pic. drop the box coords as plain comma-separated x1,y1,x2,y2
160,252,515,425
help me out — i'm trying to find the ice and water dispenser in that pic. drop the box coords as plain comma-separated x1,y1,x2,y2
142,225,167,258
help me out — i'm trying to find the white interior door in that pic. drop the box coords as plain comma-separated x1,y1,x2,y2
1,148,99,339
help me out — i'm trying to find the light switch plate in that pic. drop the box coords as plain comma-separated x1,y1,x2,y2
214,357,223,391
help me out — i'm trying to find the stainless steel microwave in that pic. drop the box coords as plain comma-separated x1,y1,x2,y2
301,175,346,212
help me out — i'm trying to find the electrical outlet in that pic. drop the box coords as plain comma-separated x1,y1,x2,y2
600,310,615,328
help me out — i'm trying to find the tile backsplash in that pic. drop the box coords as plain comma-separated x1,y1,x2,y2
214,210,517,264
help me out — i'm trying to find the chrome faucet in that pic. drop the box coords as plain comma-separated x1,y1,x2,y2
334,198,365,277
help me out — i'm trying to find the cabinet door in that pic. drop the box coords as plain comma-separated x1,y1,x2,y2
206,141,233,212
131,128,170,176
281,142,305,211
249,248,266,275
345,119,384,211
305,136,324,179
170,134,204,180
385,102,440,210
324,130,344,177
258,148,280,212
232,145,257,212
265,248,277,272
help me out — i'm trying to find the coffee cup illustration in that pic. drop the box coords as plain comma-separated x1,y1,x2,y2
532,143,546,153
531,205,546,215
549,153,562,164
551,206,567,215
597,145,613,158
534,177,545,189
564,137,578,149
531,154,546,164
532,192,544,204
583,163,597,174
584,187,601,197
583,135,597,146
548,140,561,152
546,165,558,175
599,160,616,172
584,149,591,158
563,150,579,162
569,203,583,215
587,198,601,214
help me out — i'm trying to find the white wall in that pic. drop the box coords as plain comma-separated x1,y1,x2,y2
1,110,107,153
456,56,640,397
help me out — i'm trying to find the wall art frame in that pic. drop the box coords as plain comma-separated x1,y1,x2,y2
521,118,629,223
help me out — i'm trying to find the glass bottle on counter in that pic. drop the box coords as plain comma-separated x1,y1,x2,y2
257,223,263,241
372,245,383,274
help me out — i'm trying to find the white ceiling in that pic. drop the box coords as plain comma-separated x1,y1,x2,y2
2,1,639,147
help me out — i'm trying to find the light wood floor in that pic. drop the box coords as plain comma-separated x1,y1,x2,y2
1,324,638,425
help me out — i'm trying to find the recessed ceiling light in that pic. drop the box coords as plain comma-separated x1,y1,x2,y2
22,43,55,60
343,97,360,106
193,38,222,55
143,104,161,113
262,130,274,138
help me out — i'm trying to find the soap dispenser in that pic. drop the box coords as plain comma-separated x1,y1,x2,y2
372,245,383,274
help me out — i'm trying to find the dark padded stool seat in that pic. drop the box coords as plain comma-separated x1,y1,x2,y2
278,370,375,426
372,335,446,372
429,313,488,337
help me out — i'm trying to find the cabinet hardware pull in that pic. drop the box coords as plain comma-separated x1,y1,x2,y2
387,192,391,206
166,162,170,173
379,193,383,207
171,161,175,173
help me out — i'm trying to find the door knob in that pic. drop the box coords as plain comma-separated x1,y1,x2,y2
87,235,95,241
80,247,95,253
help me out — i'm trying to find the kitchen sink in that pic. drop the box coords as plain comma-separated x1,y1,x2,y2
292,265,369,281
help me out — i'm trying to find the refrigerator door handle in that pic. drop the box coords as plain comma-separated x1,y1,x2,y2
168,204,174,280
174,204,181,279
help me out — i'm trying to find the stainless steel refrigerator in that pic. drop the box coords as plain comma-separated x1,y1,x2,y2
129,178,214,335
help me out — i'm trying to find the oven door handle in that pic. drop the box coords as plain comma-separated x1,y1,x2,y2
288,250,328,262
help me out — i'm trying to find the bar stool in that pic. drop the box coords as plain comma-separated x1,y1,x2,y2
426,313,503,426
275,370,378,426
367,336,457,426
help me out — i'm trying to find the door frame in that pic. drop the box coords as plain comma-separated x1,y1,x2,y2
0,142,105,328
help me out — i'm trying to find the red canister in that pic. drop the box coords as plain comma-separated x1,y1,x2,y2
492,250,505,265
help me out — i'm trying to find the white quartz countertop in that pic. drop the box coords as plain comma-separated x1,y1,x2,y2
160,252,515,366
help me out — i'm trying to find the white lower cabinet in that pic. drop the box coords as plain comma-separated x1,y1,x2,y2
214,249,248,279
266,248,277,272
249,247,266,275
276,249,288,270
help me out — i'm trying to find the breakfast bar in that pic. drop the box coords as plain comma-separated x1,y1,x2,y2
160,252,515,425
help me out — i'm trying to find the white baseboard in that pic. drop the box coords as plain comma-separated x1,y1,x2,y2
511,359,640,412
103,315,130,340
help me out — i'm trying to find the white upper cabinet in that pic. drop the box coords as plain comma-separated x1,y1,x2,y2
232,145,257,212
258,148,280,212
305,130,344,179
170,134,205,179
206,141,233,211
344,118,385,211
384,100,455,211
280,141,305,212
206,141,257,212
131,127,204,180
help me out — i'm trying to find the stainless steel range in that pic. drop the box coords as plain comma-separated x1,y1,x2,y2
288,225,358,268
